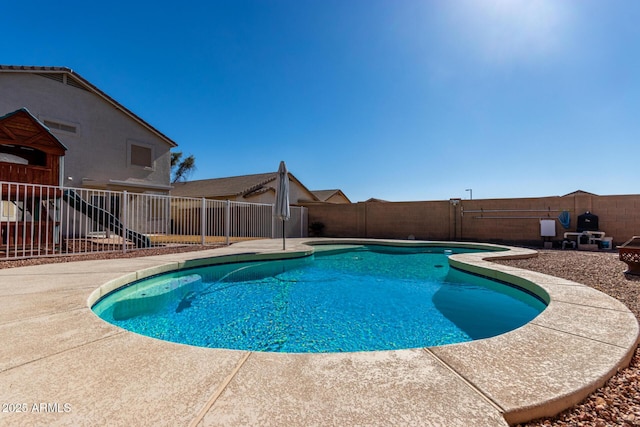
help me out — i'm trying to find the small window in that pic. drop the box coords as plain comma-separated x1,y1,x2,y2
43,119,77,134
36,73,64,83
65,75,89,91
130,143,153,168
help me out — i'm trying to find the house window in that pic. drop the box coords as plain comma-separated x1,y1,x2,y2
129,143,153,168
36,72,89,92
36,73,64,83
43,119,77,134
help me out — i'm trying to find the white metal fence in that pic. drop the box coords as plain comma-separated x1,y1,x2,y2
1,181,308,260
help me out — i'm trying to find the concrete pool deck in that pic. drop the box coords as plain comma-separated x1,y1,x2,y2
0,238,638,426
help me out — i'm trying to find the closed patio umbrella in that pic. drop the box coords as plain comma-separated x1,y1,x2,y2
274,161,290,249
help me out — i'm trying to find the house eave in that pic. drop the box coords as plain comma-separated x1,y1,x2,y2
108,179,173,191
81,178,172,192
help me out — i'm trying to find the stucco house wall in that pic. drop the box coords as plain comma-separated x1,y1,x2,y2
0,67,176,194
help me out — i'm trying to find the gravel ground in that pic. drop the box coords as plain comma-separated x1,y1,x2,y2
1,246,638,425
495,250,640,427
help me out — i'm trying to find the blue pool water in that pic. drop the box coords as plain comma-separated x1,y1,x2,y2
92,245,546,353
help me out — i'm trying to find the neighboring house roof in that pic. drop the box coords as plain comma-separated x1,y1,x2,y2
0,107,67,154
171,172,320,203
364,198,390,203
311,189,352,204
562,190,598,197
172,172,276,198
0,65,177,148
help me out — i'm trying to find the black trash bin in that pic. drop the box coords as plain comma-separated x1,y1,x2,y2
577,211,599,232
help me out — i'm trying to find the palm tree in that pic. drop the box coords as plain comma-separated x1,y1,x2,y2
171,151,196,183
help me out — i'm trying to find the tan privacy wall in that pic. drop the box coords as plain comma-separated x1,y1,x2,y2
307,193,640,246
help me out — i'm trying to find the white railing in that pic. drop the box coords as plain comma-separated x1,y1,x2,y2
1,181,308,260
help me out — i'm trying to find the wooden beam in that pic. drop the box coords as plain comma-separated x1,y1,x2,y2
21,132,47,146
0,124,17,141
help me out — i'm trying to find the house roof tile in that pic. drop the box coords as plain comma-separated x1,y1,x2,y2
171,172,278,199
171,171,320,203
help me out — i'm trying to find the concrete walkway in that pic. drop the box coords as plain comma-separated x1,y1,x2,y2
0,239,637,427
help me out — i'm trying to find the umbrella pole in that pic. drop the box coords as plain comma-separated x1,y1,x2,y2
282,219,286,250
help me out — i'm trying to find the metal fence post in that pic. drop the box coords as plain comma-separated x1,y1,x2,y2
122,191,128,253
225,200,230,246
201,197,206,245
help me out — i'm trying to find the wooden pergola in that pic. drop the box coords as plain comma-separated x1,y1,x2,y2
0,108,67,252
0,108,67,187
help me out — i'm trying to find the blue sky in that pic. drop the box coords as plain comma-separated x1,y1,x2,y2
4,0,639,202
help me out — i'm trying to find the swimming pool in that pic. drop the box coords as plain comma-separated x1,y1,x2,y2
92,245,546,353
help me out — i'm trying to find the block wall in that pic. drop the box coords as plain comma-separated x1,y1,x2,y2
307,194,640,246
